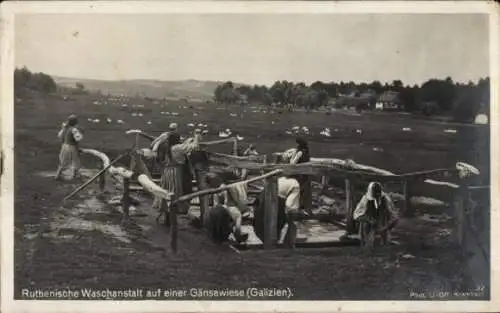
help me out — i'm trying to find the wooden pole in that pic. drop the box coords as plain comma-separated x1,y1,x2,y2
195,168,209,227
403,180,413,217
454,181,469,251
63,153,127,201
345,178,356,234
98,162,106,193
263,174,279,249
123,177,130,219
170,165,183,252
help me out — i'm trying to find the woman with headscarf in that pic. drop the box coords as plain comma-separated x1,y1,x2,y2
155,131,201,225
55,114,84,181
353,182,399,246
289,137,312,214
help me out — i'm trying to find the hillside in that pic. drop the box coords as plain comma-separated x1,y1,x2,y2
52,76,225,101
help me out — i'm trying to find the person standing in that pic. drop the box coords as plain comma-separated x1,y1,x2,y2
55,114,83,181
156,131,201,225
289,137,312,214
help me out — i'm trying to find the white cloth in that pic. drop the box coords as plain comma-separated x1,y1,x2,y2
278,177,300,212
57,127,83,142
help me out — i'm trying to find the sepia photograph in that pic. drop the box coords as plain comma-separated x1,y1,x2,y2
1,1,498,312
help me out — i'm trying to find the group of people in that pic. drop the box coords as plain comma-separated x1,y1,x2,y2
54,114,399,248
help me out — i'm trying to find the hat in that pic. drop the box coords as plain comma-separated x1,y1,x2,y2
169,123,178,130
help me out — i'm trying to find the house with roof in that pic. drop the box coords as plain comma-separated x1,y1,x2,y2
375,91,401,110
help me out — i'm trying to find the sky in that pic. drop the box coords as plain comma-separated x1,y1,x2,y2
15,13,489,86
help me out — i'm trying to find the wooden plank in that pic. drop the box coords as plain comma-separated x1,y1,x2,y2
171,166,183,253
455,181,469,251
403,180,413,217
195,169,209,227
345,178,356,234
172,169,283,205
122,178,130,218
99,162,106,193
263,174,279,249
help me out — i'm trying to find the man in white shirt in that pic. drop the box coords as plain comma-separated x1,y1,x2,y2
55,114,84,180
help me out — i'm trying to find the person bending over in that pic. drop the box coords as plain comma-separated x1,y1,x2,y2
205,172,250,244
353,182,399,247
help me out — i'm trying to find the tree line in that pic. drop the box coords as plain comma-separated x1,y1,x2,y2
14,67,57,95
213,77,490,122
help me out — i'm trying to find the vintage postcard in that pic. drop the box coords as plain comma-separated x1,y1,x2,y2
1,1,498,312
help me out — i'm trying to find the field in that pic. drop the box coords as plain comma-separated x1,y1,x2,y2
14,90,489,300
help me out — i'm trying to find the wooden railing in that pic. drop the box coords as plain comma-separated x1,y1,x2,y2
75,129,483,252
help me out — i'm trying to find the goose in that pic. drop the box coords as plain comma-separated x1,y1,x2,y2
356,129,363,135
117,119,124,124
197,123,204,128
93,119,100,123
202,130,209,135
218,131,230,138
402,127,412,132
444,129,457,134
236,135,244,141
106,118,112,123
131,113,137,117
138,113,143,117
193,113,199,116
187,123,195,128
147,121,152,125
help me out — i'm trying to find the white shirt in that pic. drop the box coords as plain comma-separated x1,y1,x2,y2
278,177,300,211
58,127,83,142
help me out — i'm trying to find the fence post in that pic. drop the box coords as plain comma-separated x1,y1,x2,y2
263,174,279,249
170,165,183,253
195,168,209,227
122,178,130,219
345,178,356,234
403,180,413,217
98,162,106,193
454,181,469,252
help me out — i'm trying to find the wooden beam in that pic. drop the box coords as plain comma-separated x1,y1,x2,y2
98,162,106,193
345,178,356,234
263,174,279,249
194,168,209,227
123,177,130,219
402,180,413,217
454,181,469,251
172,169,283,205
170,166,183,253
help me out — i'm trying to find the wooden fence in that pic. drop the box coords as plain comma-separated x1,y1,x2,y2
76,130,484,255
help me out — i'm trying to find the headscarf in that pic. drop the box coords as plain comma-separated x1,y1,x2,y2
67,114,78,126
365,182,383,209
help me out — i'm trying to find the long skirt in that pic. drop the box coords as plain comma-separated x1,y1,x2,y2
153,164,193,213
58,144,80,172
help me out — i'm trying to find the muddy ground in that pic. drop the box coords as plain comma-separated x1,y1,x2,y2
13,91,488,300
